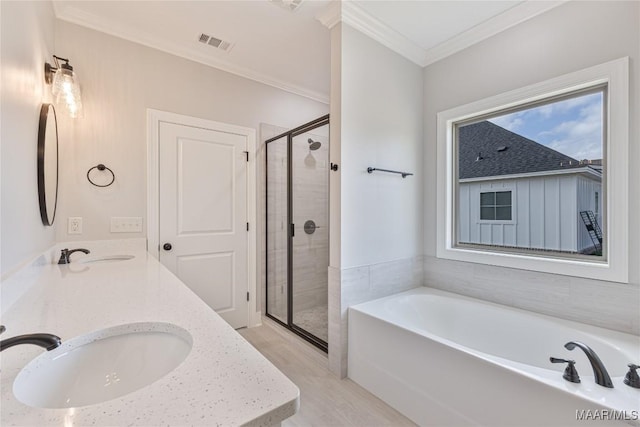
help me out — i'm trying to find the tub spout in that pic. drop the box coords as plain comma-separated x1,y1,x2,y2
564,341,613,388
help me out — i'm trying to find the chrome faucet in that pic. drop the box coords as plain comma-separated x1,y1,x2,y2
564,341,613,388
0,325,61,352
58,248,90,264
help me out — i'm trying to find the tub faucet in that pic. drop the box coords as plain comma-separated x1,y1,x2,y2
0,325,61,352
564,341,613,388
624,364,640,389
58,248,90,264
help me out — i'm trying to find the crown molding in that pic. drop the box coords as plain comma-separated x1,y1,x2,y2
53,5,329,104
341,1,427,66
422,0,568,67
316,0,426,66
317,0,567,68
315,0,341,29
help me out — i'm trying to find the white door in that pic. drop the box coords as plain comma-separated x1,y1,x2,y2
159,121,248,329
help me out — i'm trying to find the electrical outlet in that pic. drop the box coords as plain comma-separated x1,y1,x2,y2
68,217,82,234
110,217,143,233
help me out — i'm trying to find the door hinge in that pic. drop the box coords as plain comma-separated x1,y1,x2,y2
246,292,250,302
243,151,249,162
246,222,249,231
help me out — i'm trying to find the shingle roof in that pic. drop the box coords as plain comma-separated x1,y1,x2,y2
458,121,580,180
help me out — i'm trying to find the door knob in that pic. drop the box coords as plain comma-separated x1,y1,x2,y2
163,243,172,251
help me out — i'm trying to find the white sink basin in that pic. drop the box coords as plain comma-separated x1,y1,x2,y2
78,254,135,264
13,322,192,409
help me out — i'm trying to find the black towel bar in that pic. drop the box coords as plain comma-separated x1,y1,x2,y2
367,167,413,178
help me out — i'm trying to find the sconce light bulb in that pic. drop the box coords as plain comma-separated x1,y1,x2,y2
51,68,83,119
45,56,83,118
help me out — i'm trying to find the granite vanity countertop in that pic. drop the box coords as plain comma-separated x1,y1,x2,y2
0,240,299,426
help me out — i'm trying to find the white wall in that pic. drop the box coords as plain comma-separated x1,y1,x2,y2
340,24,423,269
328,23,342,269
53,20,328,244
1,1,57,277
329,22,424,377
424,1,640,335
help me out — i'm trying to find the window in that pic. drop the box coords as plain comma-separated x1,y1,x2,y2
457,88,604,255
480,191,512,221
437,58,629,283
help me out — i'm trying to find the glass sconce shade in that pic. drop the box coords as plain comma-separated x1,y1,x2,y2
51,65,83,118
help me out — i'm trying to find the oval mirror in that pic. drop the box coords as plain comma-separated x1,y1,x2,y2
37,103,59,226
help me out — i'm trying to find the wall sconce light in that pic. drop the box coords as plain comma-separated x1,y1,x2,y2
45,55,83,118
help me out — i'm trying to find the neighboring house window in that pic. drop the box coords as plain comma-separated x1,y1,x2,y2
437,58,629,283
480,191,512,220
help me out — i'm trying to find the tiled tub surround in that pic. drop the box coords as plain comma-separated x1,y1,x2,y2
328,256,424,377
348,288,640,426
1,239,299,426
423,256,640,336
330,253,639,379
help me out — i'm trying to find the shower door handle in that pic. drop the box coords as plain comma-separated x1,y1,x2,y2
290,223,295,237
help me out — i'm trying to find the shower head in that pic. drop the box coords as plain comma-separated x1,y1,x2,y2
308,138,321,151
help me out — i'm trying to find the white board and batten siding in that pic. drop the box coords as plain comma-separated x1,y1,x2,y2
458,175,601,253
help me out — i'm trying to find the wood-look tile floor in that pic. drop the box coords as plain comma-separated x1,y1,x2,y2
238,318,416,427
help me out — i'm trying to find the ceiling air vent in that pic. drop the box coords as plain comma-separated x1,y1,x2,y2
198,33,233,52
269,0,305,12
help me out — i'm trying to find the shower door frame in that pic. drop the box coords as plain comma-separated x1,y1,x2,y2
265,114,329,352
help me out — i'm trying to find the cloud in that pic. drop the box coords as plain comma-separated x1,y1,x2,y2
489,92,603,160
544,97,603,159
535,104,554,119
488,113,525,132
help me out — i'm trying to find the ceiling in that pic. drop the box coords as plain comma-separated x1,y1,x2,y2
354,1,522,51
52,1,564,104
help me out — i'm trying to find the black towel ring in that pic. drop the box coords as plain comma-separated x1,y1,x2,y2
87,164,115,187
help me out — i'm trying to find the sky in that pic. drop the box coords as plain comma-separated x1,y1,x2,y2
488,91,603,161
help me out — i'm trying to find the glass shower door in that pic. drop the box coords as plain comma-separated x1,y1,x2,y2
291,124,329,344
266,135,288,324
265,115,329,351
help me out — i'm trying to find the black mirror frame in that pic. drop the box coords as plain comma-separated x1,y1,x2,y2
37,103,59,226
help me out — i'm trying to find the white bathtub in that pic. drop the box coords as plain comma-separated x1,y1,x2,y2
348,287,640,426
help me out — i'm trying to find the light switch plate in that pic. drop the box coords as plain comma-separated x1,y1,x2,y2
110,217,143,233
68,217,82,234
